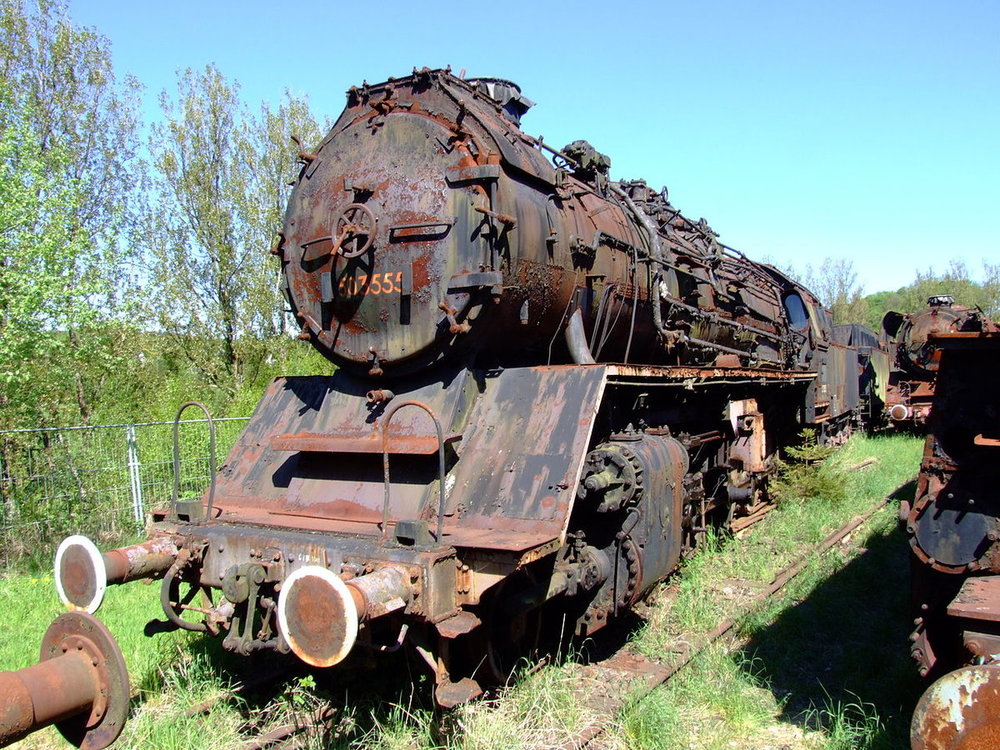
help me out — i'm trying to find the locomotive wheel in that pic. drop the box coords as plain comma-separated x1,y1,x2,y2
483,570,545,683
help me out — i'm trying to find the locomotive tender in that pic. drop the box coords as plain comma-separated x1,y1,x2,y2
11,67,888,747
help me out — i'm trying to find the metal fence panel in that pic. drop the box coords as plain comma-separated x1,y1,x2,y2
0,417,249,568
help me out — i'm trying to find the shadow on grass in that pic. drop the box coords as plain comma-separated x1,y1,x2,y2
739,489,924,748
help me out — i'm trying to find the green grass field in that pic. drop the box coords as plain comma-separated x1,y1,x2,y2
0,434,923,749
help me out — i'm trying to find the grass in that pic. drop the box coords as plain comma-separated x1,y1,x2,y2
617,433,924,750
1,434,924,749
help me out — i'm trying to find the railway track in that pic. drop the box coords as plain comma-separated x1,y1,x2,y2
235,474,902,750
562,485,901,749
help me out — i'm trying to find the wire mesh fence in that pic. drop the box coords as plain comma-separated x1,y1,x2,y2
0,417,249,568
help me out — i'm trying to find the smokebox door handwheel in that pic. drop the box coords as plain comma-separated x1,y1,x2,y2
331,202,376,259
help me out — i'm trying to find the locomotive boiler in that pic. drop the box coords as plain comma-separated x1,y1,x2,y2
881,295,997,429
3,68,888,747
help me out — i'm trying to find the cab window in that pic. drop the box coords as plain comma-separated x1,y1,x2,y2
783,292,809,331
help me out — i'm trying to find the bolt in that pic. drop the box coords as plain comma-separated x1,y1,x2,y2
989,531,999,542
918,666,929,677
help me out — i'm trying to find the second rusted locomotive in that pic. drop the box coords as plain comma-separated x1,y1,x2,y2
882,295,997,429
31,68,887,743
903,330,1000,748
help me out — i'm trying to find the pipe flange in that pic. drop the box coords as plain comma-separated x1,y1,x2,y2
41,611,129,750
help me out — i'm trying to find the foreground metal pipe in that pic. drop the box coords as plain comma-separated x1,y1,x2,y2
55,535,178,613
0,612,129,750
276,565,413,668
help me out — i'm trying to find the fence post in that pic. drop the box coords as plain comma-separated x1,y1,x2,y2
0,441,13,523
126,424,144,526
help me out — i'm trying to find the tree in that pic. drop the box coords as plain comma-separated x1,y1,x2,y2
980,261,999,318
875,261,994,327
0,0,143,424
0,83,92,427
798,257,868,326
146,65,325,394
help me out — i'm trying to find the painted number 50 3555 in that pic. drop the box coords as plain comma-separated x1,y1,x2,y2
338,271,404,297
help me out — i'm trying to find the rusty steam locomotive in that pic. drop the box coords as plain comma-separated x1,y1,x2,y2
905,330,1000,748
881,296,997,430
1,68,892,749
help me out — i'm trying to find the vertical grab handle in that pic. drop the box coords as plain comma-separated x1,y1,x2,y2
380,400,447,544
172,401,217,520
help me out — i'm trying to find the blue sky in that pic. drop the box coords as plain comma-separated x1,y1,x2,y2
69,0,999,294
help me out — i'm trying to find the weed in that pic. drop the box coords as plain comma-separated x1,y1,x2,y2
802,691,884,750
771,430,848,506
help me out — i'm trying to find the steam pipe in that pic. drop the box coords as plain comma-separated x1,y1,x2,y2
565,308,596,365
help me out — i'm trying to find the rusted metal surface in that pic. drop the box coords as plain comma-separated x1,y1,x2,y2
277,566,359,667
56,535,178,612
904,333,1000,576
882,297,998,430
269,431,460,455
905,332,1000,748
947,577,1000,622
0,612,128,750
202,365,605,550
912,665,1000,750
102,536,178,584
276,67,851,409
